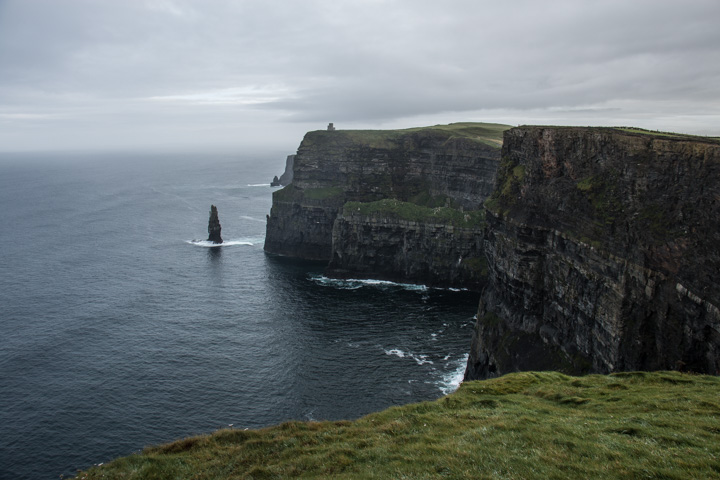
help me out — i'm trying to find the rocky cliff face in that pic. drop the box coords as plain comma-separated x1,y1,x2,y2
328,201,487,289
278,155,295,186
466,127,720,379
265,123,506,286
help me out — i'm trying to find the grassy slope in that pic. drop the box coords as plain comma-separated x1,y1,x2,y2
316,122,510,149
516,125,720,145
75,371,720,479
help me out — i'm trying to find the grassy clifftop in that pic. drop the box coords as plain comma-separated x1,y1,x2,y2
300,122,510,150
75,371,720,479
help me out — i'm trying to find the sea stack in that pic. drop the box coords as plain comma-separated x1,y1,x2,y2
207,205,222,244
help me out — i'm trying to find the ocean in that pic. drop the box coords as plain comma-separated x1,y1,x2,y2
0,152,480,479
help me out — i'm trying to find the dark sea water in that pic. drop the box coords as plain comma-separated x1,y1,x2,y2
0,152,480,480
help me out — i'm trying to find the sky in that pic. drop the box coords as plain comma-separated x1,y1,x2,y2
1,0,719,153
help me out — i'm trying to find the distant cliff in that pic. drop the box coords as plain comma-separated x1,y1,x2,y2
264,123,508,288
466,127,720,379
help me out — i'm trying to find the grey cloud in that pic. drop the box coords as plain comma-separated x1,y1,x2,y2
0,0,718,151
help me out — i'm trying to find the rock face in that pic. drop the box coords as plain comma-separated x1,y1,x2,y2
271,155,295,187
265,123,719,378
207,205,222,244
328,203,488,289
465,127,720,379
278,155,295,186
264,123,507,287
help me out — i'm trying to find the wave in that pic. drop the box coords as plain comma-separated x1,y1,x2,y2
384,348,434,366
309,275,476,293
239,215,266,223
438,353,469,395
247,183,274,187
186,239,255,247
310,275,428,292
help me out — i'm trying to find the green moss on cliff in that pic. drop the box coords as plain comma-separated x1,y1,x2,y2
461,256,488,276
75,371,720,480
637,204,688,244
575,172,623,227
343,199,485,228
485,155,524,215
273,185,345,204
303,186,344,201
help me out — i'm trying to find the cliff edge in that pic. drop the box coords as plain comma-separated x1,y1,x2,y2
466,126,720,379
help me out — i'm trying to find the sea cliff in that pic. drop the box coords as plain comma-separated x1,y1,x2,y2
466,127,720,379
265,123,719,378
264,123,507,288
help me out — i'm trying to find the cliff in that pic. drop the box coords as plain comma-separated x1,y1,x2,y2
278,154,295,185
265,123,719,378
466,127,720,379
264,123,508,287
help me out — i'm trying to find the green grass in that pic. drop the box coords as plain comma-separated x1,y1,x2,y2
303,187,344,201
614,127,720,143
616,127,689,139
304,122,511,149
273,186,344,204
517,125,720,144
343,199,486,228
74,371,720,479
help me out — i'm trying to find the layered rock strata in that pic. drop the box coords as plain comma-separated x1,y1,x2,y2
466,127,720,379
278,155,295,186
265,124,506,287
328,201,487,289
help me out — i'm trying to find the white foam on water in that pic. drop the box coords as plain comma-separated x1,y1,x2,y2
438,353,469,395
310,275,428,291
239,215,266,223
384,348,434,366
385,348,406,358
186,239,254,247
411,354,433,365
247,183,272,187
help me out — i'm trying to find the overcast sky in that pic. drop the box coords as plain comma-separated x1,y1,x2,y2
1,0,719,153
